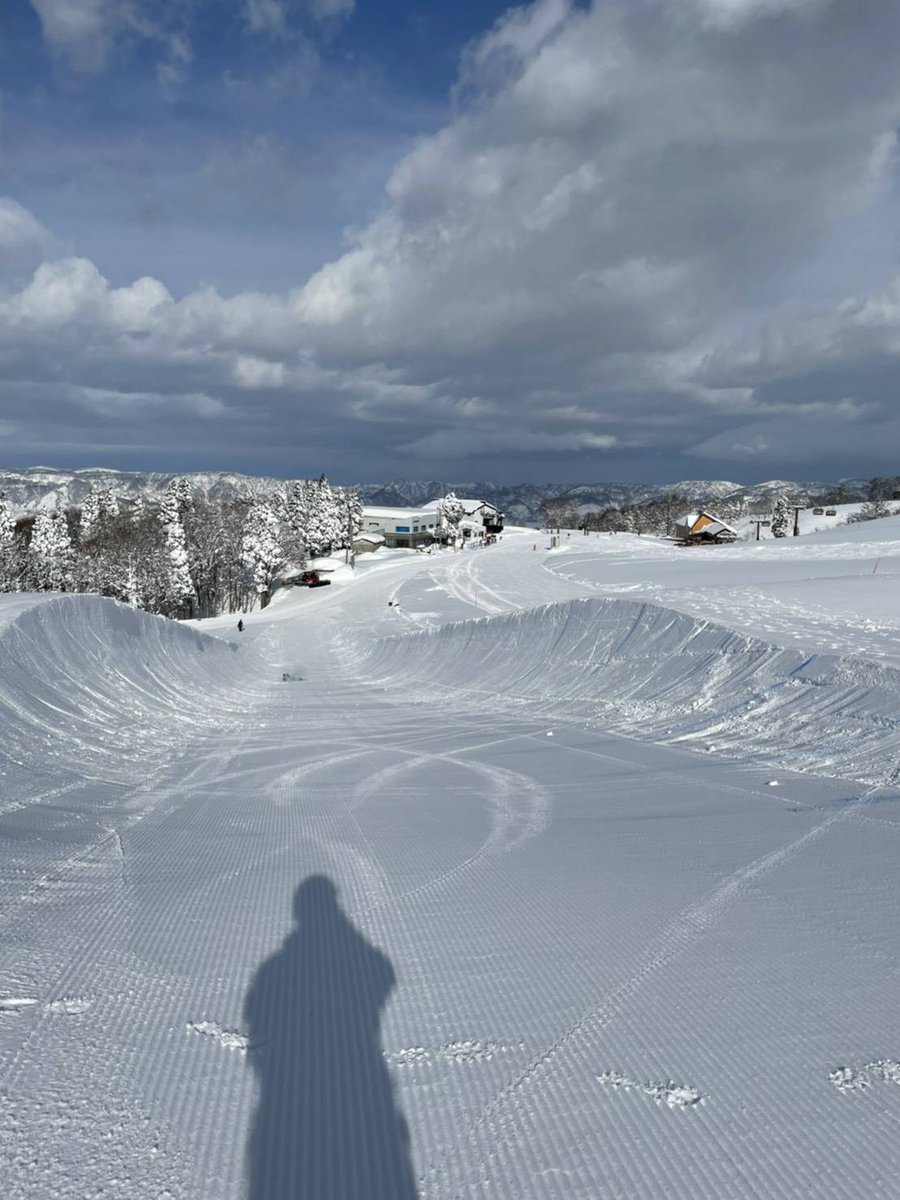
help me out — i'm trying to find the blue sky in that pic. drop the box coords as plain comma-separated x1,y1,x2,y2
3,0,508,293
2,0,900,486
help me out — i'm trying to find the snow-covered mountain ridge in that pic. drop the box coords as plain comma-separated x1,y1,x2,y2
0,466,868,522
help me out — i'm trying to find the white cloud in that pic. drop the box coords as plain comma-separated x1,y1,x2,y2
29,0,122,70
687,401,885,464
0,199,53,258
0,198,56,283
244,0,289,36
74,385,225,419
108,277,174,333
8,258,108,326
29,0,194,80
243,0,353,36
232,355,288,388
402,428,617,457
307,0,353,18
695,0,830,32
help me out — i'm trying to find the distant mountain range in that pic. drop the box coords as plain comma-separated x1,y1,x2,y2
0,466,869,525
356,477,869,523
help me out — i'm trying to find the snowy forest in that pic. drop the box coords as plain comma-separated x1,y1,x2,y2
540,476,900,536
0,476,363,618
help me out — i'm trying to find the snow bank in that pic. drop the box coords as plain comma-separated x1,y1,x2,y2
359,597,900,785
0,594,256,806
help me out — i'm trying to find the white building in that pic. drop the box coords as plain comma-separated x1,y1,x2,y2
360,505,440,548
426,496,504,535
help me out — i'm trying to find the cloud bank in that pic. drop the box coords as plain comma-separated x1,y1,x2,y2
8,0,900,480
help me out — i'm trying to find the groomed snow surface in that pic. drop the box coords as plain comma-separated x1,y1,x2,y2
3,522,900,1198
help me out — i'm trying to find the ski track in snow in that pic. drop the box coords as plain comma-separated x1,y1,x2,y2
3,528,900,1198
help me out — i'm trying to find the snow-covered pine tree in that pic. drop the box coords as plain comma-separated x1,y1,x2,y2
770,494,791,538
158,485,195,616
333,486,363,552
101,485,120,520
30,509,73,591
321,478,344,553
169,476,192,518
241,498,284,609
80,485,122,543
80,488,103,542
440,492,466,543
0,493,18,590
283,480,309,564
304,477,338,558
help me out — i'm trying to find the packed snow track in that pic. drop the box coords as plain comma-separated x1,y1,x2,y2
3,526,900,1199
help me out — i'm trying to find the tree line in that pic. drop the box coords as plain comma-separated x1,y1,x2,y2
0,476,363,619
539,475,900,538
539,492,701,536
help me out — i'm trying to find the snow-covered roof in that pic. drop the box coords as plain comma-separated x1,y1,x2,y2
426,497,500,514
354,531,385,544
675,510,737,535
362,505,438,519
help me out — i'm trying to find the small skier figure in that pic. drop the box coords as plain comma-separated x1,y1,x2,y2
238,619,244,632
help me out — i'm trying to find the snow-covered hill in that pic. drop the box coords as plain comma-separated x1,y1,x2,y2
3,523,900,1198
359,595,900,785
0,593,258,811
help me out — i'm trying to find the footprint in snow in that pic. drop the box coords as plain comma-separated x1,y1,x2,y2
830,1060,900,1093
386,1039,524,1067
187,1019,253,1054
596,1070,704,1110
0,996,91,1016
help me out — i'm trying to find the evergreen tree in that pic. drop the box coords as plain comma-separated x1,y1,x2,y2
168,476,193,518
339,486,363,550
867,476,899,502
304,477,338,558
0,493,18,590
81,485,122,544
80,488,103,542
283,480,309,563
770,494,791,538
241,499,284,609
158,484,195,616
440,492,466,541
30,509,73,591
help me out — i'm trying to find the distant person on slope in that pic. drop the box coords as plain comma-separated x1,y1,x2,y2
237,619,244,632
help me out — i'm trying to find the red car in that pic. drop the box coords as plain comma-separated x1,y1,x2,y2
299,570,331,588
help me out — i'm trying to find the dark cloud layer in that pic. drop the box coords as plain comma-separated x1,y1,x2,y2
3,0,900,483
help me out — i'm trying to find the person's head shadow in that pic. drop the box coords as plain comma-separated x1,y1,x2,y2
244,875,417,1199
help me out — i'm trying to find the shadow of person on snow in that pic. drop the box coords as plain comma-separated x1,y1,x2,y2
244,875,417,1199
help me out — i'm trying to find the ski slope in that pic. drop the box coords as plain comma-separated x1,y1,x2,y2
2,522,900,1198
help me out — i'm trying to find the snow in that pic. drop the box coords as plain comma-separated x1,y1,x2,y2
2,524,900,1197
